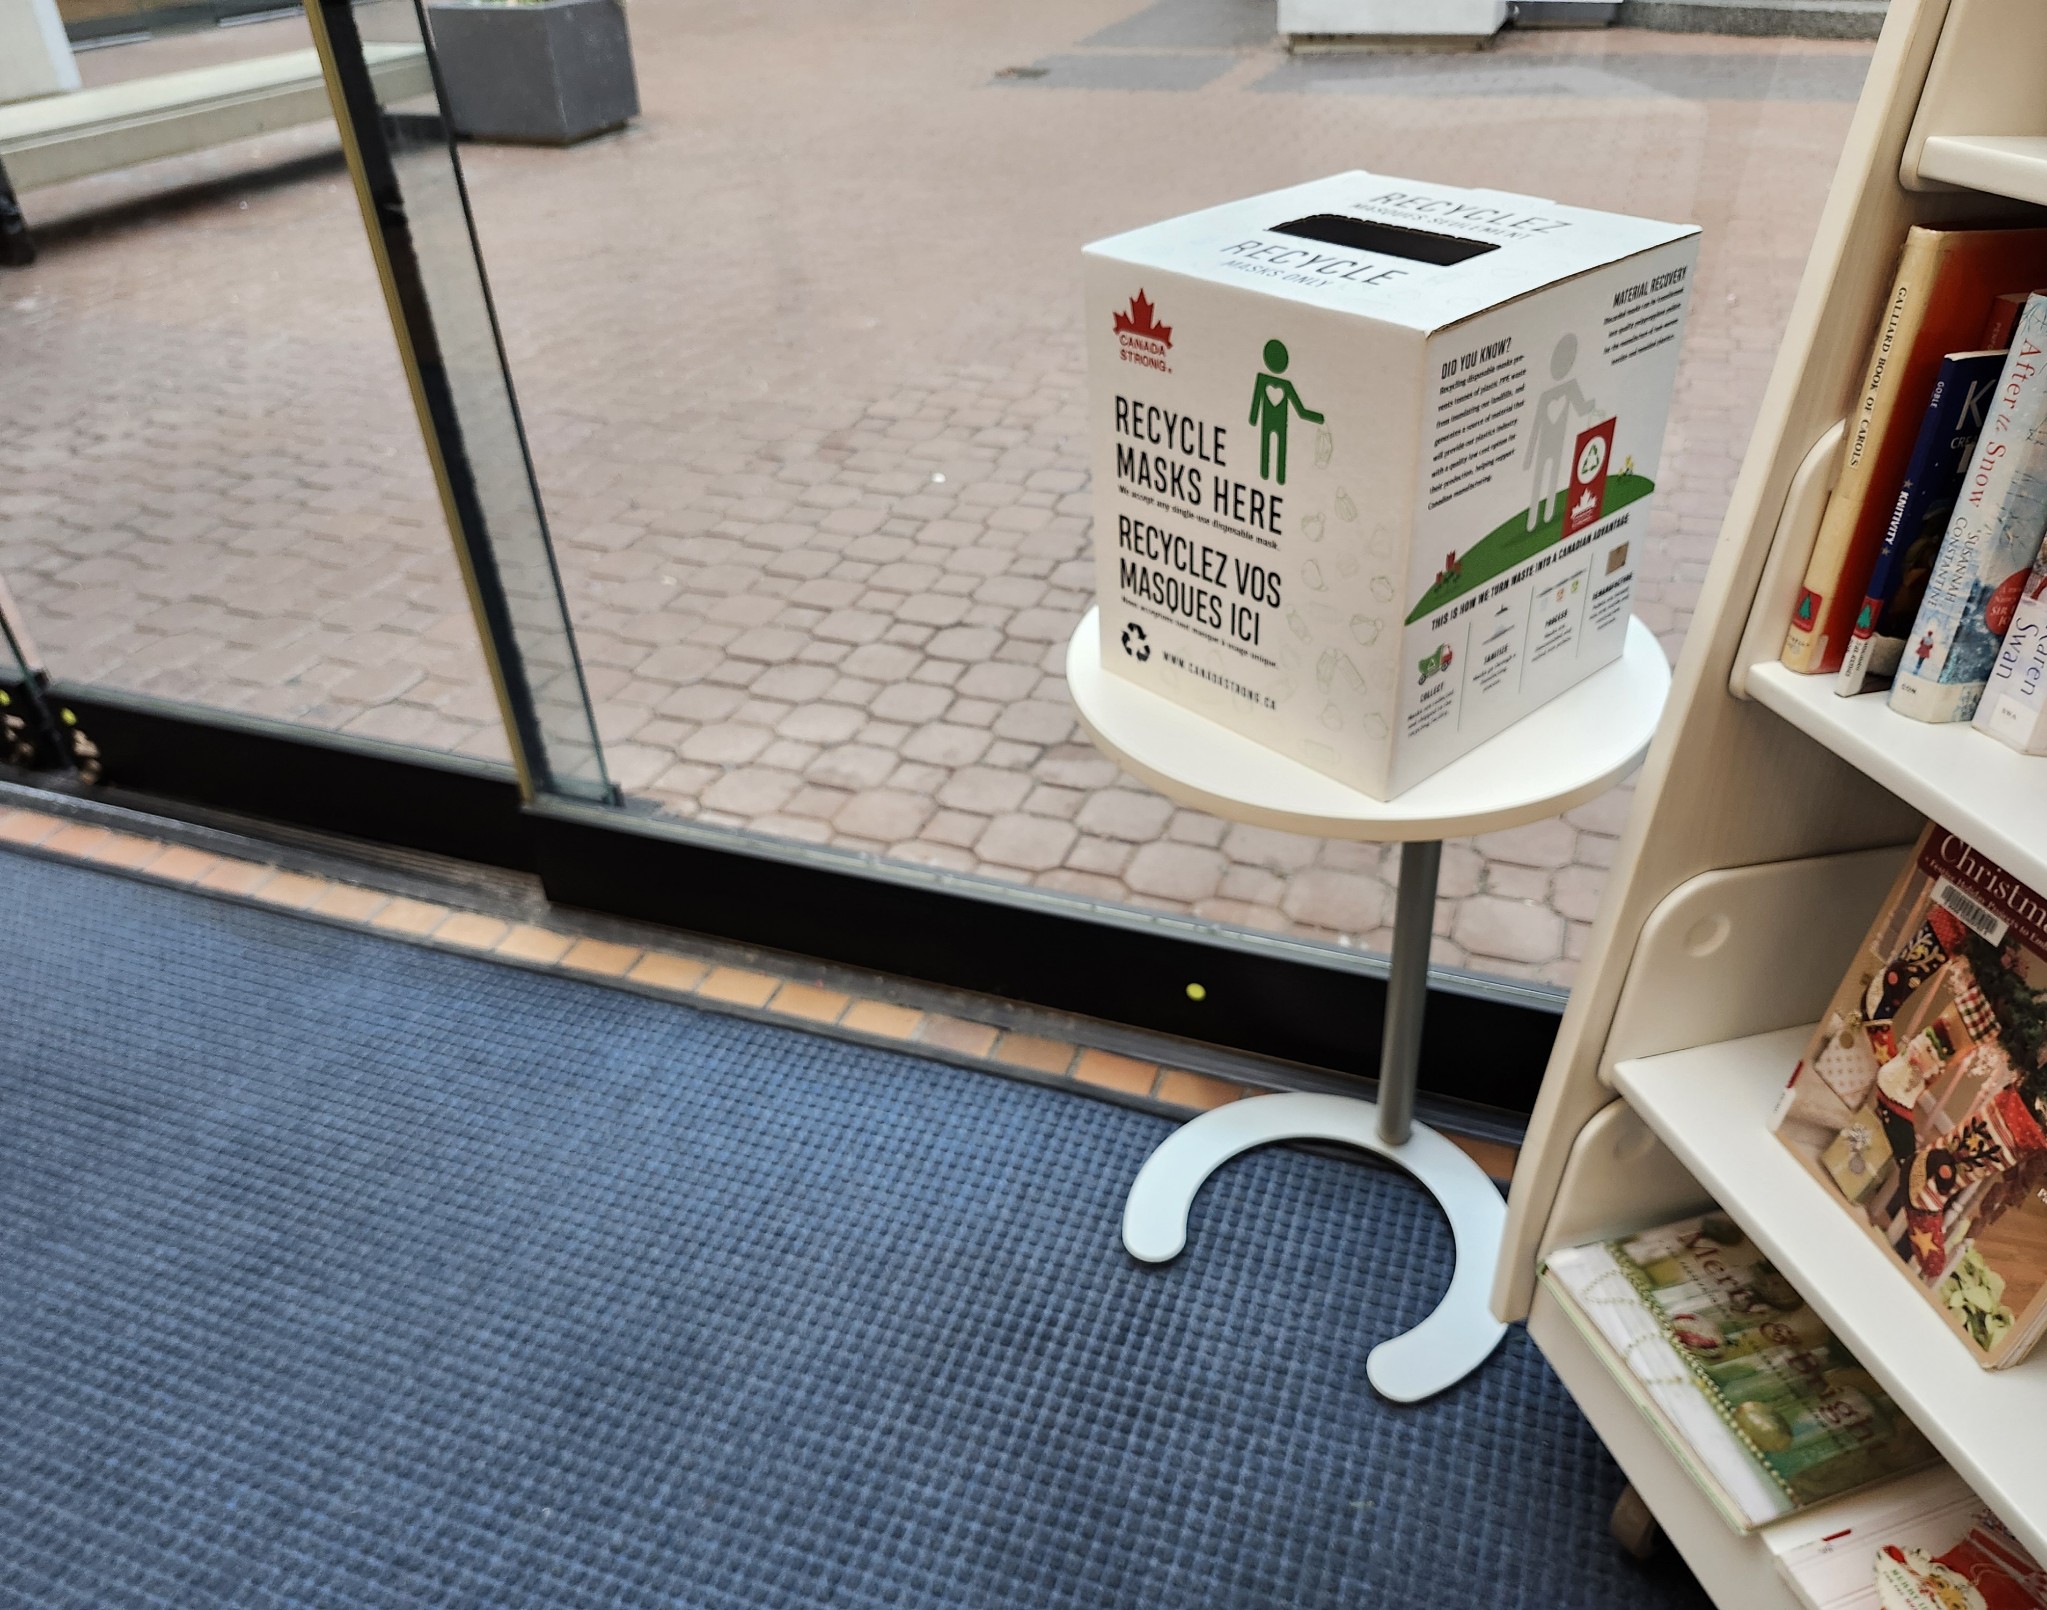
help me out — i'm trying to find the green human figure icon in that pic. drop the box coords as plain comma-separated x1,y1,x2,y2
1249,339,1323,485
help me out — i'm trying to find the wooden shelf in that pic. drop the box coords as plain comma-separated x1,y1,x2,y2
1917,134,2047,207
1612,1027,2047,1568
1746,659,2047,893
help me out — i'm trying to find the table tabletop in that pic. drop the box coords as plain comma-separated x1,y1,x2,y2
1065,609,1670,843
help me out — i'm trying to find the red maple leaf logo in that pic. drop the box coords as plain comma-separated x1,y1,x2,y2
1113,290,1172,347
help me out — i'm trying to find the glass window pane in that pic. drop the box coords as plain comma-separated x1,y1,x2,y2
450,11,1868,989
0,2,510,765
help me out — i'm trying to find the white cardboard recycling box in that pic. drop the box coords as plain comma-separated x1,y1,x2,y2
1083,171,1698,800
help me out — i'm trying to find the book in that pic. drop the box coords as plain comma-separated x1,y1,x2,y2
1847,300,2041,697
1784,226,2047,675
1973,533,2047,750
1893,298,2047,723
1543,1213,1937,1531
1986,291,2035,351
1875,1510,2047,1609
1771,1467,1978,1610
1836,350,2006,696
1774,823,2047,1368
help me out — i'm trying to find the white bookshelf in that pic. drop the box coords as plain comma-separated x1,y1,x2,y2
1613,1028,2047,1568
1495,0,2047,1601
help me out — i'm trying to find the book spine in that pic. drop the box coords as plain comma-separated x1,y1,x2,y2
1892,302,2047,723
1837,352,2004,697
1973,543,2047,750
1839,421,1941,697
1536,1264,1760,1534
1605,1249,1803,1514
1985,291,2030,349
1834,488,1907,695
1785,234,1939,674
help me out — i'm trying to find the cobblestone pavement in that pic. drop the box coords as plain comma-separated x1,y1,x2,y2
0,1,1871,984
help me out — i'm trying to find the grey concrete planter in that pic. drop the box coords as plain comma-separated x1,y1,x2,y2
427,0,639,146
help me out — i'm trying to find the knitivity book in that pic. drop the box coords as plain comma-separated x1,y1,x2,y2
1838,350,2006,696
1774,823,2047,1369
1543,1213,1937,1532
1784,226,2047,675
1876,1510,2047,1609
1771,1467,1978,1610
1973,534,2047,751
1892,295,2047,723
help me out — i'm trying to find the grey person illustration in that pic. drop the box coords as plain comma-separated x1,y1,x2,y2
1250,339,1323,485
1524,333,1599,531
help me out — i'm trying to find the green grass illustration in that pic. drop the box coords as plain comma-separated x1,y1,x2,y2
1404,472,1654,625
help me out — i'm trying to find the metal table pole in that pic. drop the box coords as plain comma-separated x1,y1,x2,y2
1376,838,1441,1148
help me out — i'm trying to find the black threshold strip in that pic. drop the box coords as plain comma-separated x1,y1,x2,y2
6,681,1564,1118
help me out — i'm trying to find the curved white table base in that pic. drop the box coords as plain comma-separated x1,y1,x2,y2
1123,1092,1509,1404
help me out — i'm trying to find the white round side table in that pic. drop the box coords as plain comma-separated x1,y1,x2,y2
1066,607,1670,1402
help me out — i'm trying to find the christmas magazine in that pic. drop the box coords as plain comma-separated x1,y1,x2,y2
1774,823,2047,1368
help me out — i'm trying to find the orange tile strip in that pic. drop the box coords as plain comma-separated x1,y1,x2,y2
0,803,1517,1181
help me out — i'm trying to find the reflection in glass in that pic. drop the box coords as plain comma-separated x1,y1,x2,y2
384,5,1873,988
0,3,506,768
311,0,613,802
0,569,95,780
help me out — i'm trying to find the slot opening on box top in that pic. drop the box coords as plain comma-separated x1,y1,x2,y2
1270,214,1500,267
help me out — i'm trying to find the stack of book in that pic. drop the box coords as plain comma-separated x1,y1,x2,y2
1781,223,2047,754
1542,1212,1939,1532
1544,1210,2047,1607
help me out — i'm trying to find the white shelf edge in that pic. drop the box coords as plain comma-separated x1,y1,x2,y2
1917,134,2047,208
1611,1026,2047,1569
1746,658,2047,895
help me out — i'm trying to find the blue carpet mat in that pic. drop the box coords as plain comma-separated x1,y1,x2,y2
0,849,1708,1608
